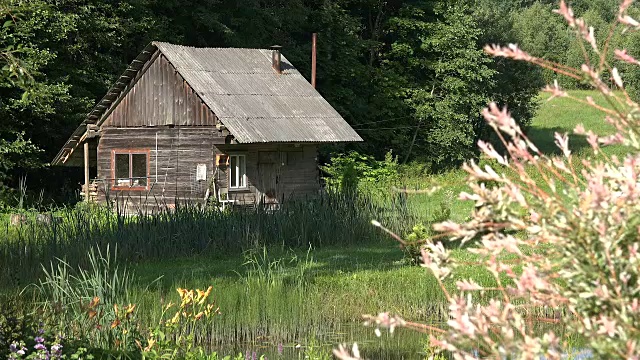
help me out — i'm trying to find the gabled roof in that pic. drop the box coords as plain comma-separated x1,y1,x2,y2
53,41,362,165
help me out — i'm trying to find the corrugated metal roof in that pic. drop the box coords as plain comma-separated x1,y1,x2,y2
53,42,361,165
154,42,362,144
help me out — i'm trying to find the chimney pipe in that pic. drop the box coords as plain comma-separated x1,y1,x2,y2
271,45,282,74
311,33,317,88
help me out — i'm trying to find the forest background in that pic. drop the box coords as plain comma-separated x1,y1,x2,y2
1,0,637,206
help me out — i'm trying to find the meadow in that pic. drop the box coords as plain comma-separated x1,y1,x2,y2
0,90,618,359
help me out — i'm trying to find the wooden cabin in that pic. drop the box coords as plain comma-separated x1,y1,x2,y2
52,42,362,212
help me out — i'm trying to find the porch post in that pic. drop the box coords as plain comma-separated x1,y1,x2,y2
84,141,90,202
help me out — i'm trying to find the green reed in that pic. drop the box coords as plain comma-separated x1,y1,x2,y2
0,190,428,287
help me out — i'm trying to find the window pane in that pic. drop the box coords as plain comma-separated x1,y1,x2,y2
239,156,246,187
131,154,147,186
115,154,130,186
230,155,237,188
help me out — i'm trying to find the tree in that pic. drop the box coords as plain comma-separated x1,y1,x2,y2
512,2,571,84
0,2,46,184
380,1,498,168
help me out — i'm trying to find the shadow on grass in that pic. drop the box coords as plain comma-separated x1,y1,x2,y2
133,243,409,290
526,126,590,155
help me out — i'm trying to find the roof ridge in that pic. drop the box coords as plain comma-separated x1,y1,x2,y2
201,93,318,97
153,41,275,52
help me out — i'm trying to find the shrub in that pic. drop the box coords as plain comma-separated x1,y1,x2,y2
321,150,399,192
403,199,451,264
337,1,640,359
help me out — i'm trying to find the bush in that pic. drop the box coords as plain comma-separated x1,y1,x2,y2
321,150,399,192
403,200,451,265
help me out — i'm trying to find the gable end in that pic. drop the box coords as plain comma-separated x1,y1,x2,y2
102,55,218,128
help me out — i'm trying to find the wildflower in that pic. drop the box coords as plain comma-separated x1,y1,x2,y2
597,316,617,337
34,343,46,351
88,296,100,308
612,67,624,88
277,343,283,355
614,49,640,65
34,336,44,344
554,0,576,27
9,342,27,357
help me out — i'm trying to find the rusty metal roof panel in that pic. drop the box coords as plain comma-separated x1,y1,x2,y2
154,42,362,143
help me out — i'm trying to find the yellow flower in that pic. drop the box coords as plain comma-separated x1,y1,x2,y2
197,286,214,305
125,304,136,314
144,338,156,352
170,311,180,324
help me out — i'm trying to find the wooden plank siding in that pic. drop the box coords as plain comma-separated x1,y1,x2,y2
96,127,221,212
96,128,320,212
102,55,217,128
216,144,320,205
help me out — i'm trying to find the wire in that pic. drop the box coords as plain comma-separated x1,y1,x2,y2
356,125,420,131
351,115,415,128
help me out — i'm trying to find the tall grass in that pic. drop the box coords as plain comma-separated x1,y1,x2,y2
0,191,430,287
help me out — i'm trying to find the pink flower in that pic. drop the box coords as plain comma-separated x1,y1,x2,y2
484,43,534,62
619,0,634,15
554,0,576,27
456,280,483,291
554,132,571,157
543,80,568,100
619,14,640,27
615,49,640,65
597,316,617,337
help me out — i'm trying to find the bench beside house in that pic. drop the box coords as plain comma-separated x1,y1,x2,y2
52,42,362,212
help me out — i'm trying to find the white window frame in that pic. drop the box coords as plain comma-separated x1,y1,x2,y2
229,154,247,189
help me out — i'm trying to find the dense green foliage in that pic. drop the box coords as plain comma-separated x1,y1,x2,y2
0,0,549,202
2,0,637,203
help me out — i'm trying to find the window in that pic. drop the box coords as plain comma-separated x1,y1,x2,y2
112,150,150,189
229,154,247,189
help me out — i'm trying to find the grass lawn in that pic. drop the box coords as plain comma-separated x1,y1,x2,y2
528,89,629,158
